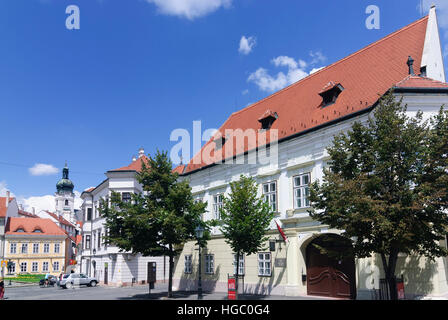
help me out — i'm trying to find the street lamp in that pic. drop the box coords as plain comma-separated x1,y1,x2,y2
195,225,204,300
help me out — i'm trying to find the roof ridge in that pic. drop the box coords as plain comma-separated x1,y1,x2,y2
230,15,429,118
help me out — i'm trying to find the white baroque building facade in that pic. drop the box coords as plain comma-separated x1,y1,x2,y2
79,149,169,286
172,7,448,299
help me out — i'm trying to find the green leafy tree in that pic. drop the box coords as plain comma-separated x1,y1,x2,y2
309,91,448,300
100,150,208,298
220,175,275,297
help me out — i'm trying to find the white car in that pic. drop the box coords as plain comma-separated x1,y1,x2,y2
58,273,98,289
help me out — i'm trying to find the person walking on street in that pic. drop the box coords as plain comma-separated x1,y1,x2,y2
0,278,5,300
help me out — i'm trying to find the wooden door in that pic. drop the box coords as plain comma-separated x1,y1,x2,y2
306,235,356,299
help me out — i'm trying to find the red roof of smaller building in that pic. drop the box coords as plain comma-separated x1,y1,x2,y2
394,75,448,88
18,210,38,218
109,155,150,172
6,217,67,236
0,197,15,218
45,211,75,228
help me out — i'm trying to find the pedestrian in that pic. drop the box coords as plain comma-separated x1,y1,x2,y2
0,278,5,300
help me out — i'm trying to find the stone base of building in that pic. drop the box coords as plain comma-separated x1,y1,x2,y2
173,278,288,296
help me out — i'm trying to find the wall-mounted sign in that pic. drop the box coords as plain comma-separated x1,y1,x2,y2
275,258,287,267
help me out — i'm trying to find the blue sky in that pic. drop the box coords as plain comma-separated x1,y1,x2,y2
0,0,447,211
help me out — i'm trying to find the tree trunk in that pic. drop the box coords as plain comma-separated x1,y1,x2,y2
235,252,240,299
380,250,399,300
168,244,173,298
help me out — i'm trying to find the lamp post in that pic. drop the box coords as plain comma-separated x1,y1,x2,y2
195,225,204,300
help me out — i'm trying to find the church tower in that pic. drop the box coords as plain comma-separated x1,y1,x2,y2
55,163,75,223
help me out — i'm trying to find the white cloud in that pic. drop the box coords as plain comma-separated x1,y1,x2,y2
309,51,327,65
248,52,323,93
0,180,81,214
29,163,59,176
17,190,82,214
242,89,249,95
145,0,232,20
310,66,325,74
0,181,14,197
239,36,257,55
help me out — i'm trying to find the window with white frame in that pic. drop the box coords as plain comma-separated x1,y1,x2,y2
21,243,28,254
53,261,60,271
122,192,132,203
258,252,271,276
293,173,311,208
205,254,214,274
262,181,277,212
33,243,39,254
233,253,245,276
184,255,192,274
42,262,49,272
10,243,16,254
43,243,50,253
54,243,60,254
32,262,38,272
20,262,27,273
213,194,224,220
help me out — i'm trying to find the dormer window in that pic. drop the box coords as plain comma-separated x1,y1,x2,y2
214,135,226,150
258,110,278,130
319,81,344,107
15,228,25,232
33,228,43,233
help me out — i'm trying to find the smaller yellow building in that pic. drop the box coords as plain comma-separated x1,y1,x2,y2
2,217,69,276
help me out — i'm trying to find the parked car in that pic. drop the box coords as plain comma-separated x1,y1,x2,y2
58,273,98,289
39,275,57,287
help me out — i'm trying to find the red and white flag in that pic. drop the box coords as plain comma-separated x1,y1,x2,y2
275,220,288,243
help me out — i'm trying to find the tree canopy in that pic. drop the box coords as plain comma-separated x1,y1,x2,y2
309,91,448,299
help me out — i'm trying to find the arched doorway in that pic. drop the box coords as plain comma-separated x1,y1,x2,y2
306,234,356,299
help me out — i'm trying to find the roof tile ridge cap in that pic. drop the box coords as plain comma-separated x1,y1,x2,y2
395,75,413,86
229,15,429,119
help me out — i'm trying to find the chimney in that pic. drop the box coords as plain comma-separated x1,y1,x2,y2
407,56,415,75
32,207,35,215
19,204,23,210
6,190,10,207
138,148,145,158
132,155,137,162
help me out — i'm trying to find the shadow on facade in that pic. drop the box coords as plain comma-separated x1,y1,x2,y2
241,248,287,296
394,254,437,298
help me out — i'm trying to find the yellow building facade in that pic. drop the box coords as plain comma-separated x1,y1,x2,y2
2,217,69,276
4,237,68,276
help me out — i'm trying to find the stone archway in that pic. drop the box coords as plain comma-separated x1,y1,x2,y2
305,234,356,299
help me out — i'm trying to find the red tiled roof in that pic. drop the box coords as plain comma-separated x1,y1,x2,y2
109,156,150,172
84,187,95,193
183,16,430,174
394,75,448,88
0,197,15,218
172,164,186,174
6,217,67,236
45,211,75,228
18,210,38,218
